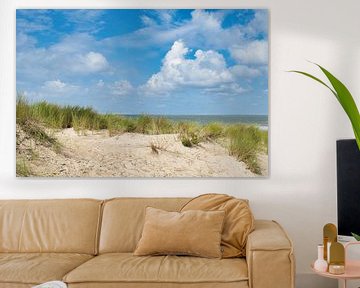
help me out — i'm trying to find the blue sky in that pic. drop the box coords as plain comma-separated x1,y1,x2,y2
16,9,268,115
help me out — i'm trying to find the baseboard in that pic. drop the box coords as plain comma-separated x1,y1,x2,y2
296,273,337,288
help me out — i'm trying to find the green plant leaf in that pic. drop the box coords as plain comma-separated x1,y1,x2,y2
289,70,337,98
316,65,360,150
290,64,360,150
351,232,360,241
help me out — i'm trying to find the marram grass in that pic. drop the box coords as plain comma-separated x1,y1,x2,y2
16,96,267,174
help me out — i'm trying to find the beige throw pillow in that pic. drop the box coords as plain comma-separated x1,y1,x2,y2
181,194,255,258
134,207,225,258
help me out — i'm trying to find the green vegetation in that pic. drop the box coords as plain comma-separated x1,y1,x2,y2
16,96,267,174
226,125,266,174
352,232,360,241
16,97,59,148
177,121,202,147
290,63,360,150
16,158,31,177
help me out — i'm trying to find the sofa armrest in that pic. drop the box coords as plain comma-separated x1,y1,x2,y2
246,220,295,288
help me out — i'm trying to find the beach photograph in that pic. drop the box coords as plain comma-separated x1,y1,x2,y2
16,9,269,177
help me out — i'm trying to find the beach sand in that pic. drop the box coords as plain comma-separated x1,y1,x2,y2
17,128,268,177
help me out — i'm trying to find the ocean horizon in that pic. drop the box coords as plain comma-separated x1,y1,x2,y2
123,114,268,128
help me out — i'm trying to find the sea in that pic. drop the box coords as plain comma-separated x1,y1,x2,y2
124,115,268,130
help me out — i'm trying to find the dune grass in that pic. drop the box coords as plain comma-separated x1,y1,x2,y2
16,97,59,148
16,158,31,177
16,96,267,174
226,125,266,174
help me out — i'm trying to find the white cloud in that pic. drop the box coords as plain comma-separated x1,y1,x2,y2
141,15,157,26
16,33,37,50
141,10,175,26
143,40,233,94
230,40,268,65
106,10,246,51
51,33,96,54
62,10,105,33
17,33,111,84
243,10,268,37
157,10,174,24
203,83,246,96
41,80,81,97
230,65,261,78
111,80,134,96
97,79,105,87
43,80,67,90
79,52,109,73
16,10,53,34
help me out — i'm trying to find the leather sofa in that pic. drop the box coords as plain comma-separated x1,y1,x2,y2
0,198,295,288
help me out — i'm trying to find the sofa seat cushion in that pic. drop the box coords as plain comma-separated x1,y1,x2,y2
0,253,93,285
64,253,248,285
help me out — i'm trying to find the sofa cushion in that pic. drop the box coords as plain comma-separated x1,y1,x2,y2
0,253,93,285
99,198,190,253
134,207,225,258
0,199,103,254
181,194,254,258
63,253,248,285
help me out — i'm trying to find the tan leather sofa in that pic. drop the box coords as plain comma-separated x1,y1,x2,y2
0,198,295,288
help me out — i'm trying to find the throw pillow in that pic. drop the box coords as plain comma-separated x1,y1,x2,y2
134,207,225,258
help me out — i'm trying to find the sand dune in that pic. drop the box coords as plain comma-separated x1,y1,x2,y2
17,128,267,177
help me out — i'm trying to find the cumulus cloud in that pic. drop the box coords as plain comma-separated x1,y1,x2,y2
76,52,109,73
243,10,268,37
40,80,80,97
110,80,134,96
43,80,67,90
143,40,233,94
17,33,111,86
230,40,268,65
230,65,261,78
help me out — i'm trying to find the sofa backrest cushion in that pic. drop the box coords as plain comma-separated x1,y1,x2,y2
99,198,189,253
0,199,102,254
181,194,254,258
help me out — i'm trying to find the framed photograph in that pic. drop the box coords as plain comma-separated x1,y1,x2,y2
16,9,269,177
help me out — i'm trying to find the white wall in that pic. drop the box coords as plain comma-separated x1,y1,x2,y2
1,0,359,287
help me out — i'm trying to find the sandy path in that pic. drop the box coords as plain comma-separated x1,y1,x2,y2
22,128,265,177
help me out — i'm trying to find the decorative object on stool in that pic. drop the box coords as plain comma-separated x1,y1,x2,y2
323,223,337,262
314,244,328,272
328,242,345,275
312,224,360,288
